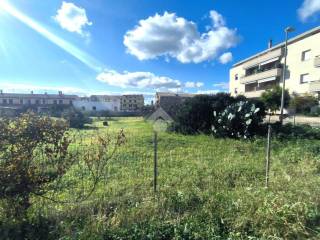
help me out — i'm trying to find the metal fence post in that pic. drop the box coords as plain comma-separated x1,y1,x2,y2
265,125,272,188
153,131,158,193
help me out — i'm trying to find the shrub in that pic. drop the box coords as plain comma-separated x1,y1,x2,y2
170,93,236,134
62,109,92,129
261,86,290,113
271,122,320,140
213,100,265,139
289,94,319,115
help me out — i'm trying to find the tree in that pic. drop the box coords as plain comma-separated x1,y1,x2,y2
261,86,290,114
289,93,319,114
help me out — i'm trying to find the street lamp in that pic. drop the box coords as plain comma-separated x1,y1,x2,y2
279,26,295,124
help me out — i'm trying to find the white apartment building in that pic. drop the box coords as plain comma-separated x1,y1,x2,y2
73,95,121,112
230,26,320,99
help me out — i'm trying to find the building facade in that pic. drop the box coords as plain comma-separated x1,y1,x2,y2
73,95,121,112
0,91,78,108
230,26,320,99
120,95,144,112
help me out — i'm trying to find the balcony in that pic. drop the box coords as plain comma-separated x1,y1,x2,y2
240,68,282,84
242,48,283,69
314,56,320,68
309,80,320,92
242,90,265,98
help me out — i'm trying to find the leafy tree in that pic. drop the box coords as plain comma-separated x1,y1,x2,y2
289,93,319,114
260,86,290,113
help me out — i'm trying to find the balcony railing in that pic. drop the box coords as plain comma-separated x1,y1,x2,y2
314,56,320,68
240,68,282,84
309,80,320,92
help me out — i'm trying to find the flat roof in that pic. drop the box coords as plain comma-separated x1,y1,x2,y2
0,93,78,98
232,26,320,68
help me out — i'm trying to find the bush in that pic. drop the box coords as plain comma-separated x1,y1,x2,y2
170,93,237,134
213,100,265,139
272,122,320,140
170,93,266,137
289,94,319,115
261,86,290,113
62,109,92,129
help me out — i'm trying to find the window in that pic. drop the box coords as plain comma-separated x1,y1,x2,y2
82,106,86,111
28,99,31,105
20,99,23,104
35,99,40,104
235,74,238,80
59,100,63,104
53,100,57,104
69,100,73,105
234,88,238,94
300,73,310,84
42,99,46,104
9,99,13,104
92,106,96,111
301,50,311,61
3,99,7,104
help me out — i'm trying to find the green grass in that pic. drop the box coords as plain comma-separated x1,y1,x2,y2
32,117,320,239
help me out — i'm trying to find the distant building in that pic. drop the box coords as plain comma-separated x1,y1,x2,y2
0,90,78,111
120,95,144,112
73,95,121,112
155,92,196,118
230,26,320,99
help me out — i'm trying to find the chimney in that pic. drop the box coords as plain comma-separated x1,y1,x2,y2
268,39,273,49
58,91,63,96
0,90,2,94
31,91,33,95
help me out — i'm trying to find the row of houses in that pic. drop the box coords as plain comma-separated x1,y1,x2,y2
230,26,320,99
0,90,144,113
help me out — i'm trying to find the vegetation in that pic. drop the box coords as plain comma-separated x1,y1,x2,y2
62,108,92,129
0,116,319,239
289,93,319,115
261,86,290,113
213,100,265,139
170,93,266,137
0,113,125,239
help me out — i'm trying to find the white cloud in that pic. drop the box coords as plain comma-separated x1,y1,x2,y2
213,82,229,90
196,89,219,94
219,52,233,64
96,70,182,89
298,0,320,21
185,81,204,88
123,10,239,64
54,1,92,37
0,83,86,95
209,10,225,28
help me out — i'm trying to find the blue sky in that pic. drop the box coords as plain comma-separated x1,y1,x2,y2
0,0,319,101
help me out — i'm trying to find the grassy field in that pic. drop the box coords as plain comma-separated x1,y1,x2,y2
31,117,320,239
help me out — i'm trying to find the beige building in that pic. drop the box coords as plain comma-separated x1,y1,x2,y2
120,95,144,112
230,26,320,99
0,91,78,107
